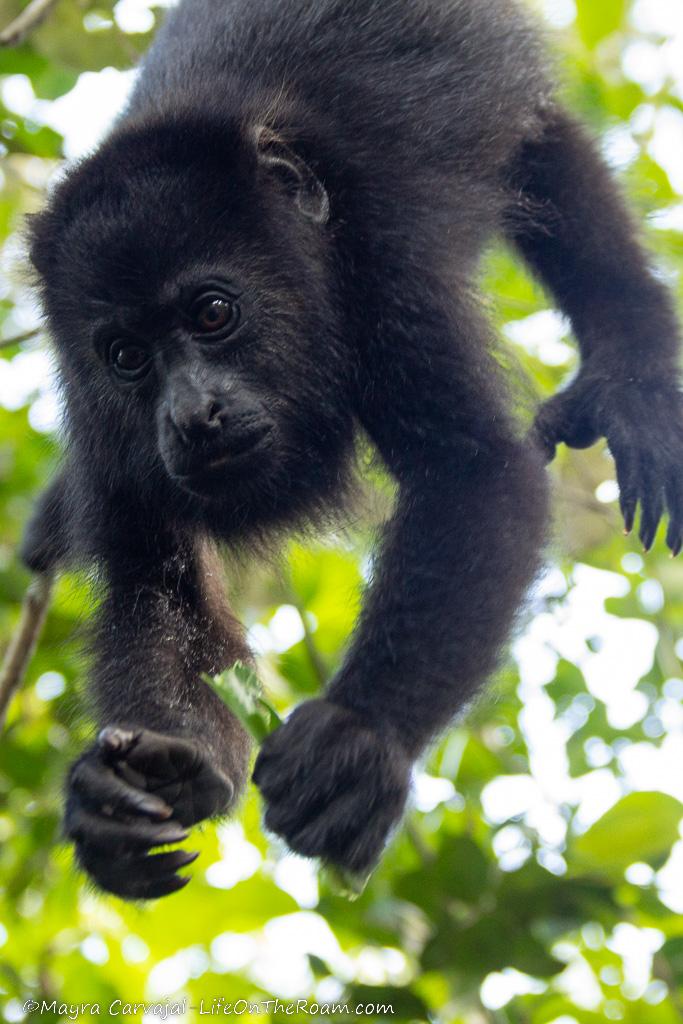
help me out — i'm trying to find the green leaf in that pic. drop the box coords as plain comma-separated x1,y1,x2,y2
576,0,626,46
573,792,683,876
204,662,281,742
320,863,371,901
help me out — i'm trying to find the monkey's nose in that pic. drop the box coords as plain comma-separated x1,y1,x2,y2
169,395,227,444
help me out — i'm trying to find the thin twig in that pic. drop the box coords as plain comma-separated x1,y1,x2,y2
0,573,55,728
291,598,328,687
0,327,42,351
0,0,60,47
405,820,437,865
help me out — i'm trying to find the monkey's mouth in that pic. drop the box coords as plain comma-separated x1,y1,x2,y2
169,427,274,496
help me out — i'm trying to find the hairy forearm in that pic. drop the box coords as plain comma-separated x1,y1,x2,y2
510,108,681,375
327,441,548,754
90,542,250,766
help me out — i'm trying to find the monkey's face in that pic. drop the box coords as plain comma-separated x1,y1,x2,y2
30,118,355,534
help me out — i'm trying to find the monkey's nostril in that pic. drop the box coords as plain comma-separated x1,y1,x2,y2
207,401,224,426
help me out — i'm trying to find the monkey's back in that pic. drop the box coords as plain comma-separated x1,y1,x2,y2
127,0,551,177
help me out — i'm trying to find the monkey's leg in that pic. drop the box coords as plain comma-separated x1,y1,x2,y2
254,292,548,873
65,536,251,899
508,106,683,553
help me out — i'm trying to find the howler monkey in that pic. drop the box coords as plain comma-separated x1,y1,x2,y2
22,0,682,899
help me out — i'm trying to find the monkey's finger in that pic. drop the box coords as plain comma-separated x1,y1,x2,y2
77,846,196,900
613,447,639,535
98,726,143,760
254,746,357,807
638,465,664,553
65,805,189,850
665,479,683,557
267,788,393,874
69,758,173,821
117,730,204,780
113,750,235,827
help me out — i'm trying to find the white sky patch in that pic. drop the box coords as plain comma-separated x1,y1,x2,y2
540,0,577,29
553,949,603,1011
657,841,683,913
519,565,656,732
621,40,666,95
618,736,683,803
273,856,319,909
247,604,307,656
0,350,53,409
2,68,137,161
506,563,667,853
248,913,350,997
481,968,546,1011
628,0,683,104
503,310,574,367
413,771,456,812
632,0,683,35
114,0,155,34
595,479,619,504
601,125,640,171
41,69,137,160
608,923,664,1001
204,823,262,890
211,932,257,973
651,203,683,232
649,107,683,194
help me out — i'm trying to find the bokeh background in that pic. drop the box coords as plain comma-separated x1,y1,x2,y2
1,0,683,1021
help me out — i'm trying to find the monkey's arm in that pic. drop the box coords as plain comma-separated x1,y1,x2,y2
20,469,72,573
254,294,548,872
66,536,251,899
508,106,683,553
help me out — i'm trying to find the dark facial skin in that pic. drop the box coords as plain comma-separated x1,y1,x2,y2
99,280,278,500
21,0,682,899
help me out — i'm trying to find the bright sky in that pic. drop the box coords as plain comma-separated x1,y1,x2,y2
1,0,683,1016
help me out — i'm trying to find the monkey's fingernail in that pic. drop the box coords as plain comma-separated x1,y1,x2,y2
170,875,191,893
98,727,135,752
138,796,173,819
157,825,190,844
177,850,200,867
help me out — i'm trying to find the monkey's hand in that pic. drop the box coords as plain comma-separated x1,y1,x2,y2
533,372,683,555
65,726,235,899
253,700,411,874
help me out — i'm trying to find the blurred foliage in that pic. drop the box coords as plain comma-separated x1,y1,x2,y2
1,0,683,1022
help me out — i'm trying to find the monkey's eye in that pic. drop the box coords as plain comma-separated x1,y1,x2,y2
109,341,151,381
190,294,240,338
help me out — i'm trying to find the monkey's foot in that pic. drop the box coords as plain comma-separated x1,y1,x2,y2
65,726,236,899
253,699,411,874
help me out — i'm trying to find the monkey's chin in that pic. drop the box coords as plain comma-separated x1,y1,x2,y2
168,449,271,500
171,464,250,499
166,429,275,499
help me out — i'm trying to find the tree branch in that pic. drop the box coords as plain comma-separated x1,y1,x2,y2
0,0,60,47
0,328,42,351
0,573,55,727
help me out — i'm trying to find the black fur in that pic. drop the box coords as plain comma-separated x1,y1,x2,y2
22,0,681,898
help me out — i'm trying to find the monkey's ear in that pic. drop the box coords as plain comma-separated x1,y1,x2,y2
255,127,330,225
